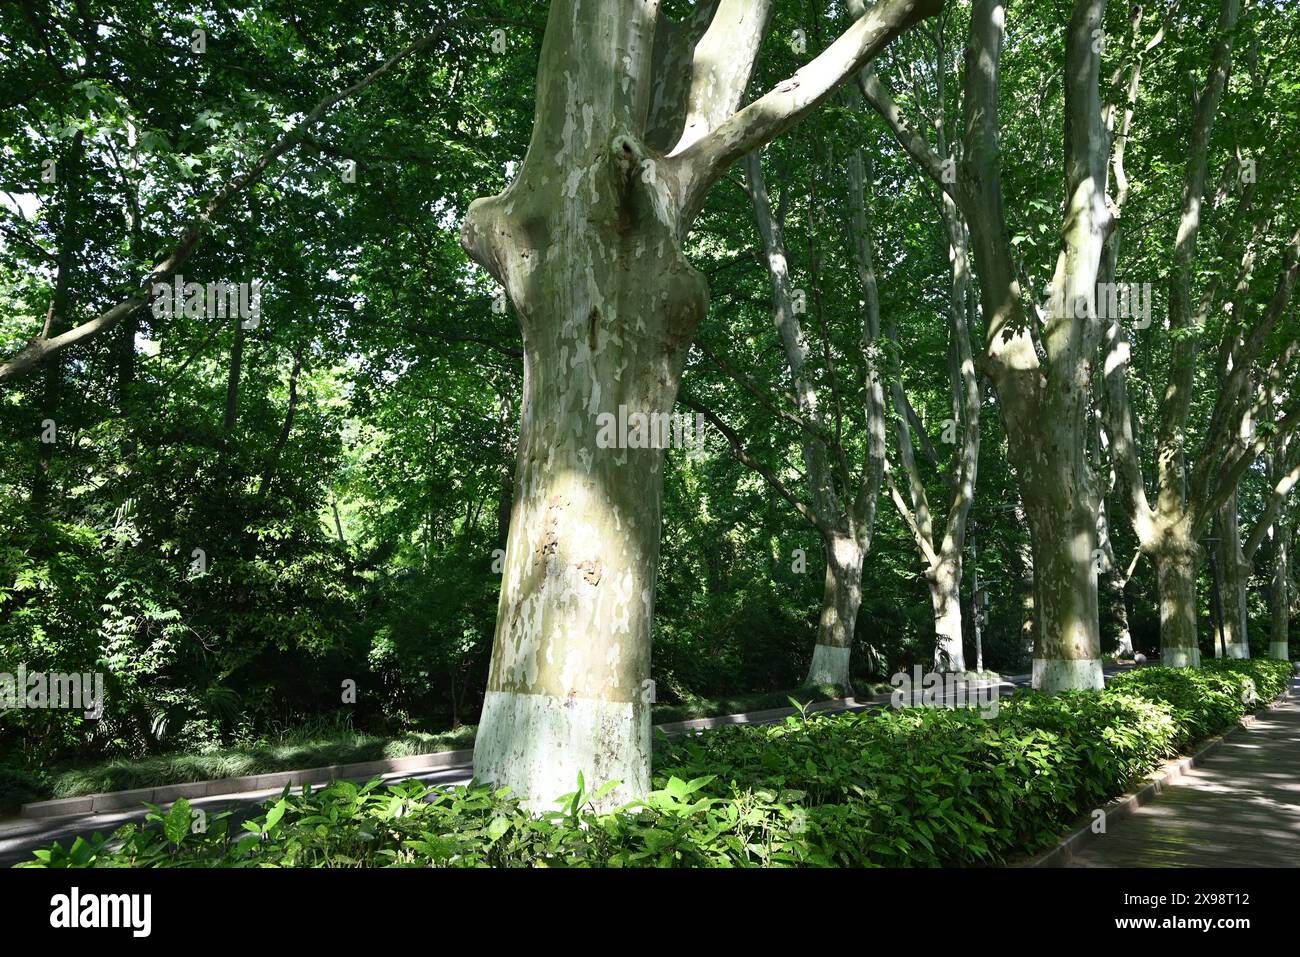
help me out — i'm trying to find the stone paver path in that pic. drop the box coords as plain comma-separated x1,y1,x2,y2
1070,677,1300,867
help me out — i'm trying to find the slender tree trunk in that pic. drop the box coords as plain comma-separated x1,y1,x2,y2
256,348,303,500
331,496,346,545
1247,443,1298,660
1014,500,1036,665
743,151,880,694
223,317,245,433
1109,571,1134,657
34,130,86,510
926,197,979,673
117,123,145,411
863,30,979,674
745,152,854,681
1214,490,1251,657
929,558,964,671
1272,519,1291,660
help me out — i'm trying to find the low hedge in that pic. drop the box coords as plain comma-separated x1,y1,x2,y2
18,659,1293,868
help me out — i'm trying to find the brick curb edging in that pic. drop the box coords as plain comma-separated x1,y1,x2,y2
1017,675,1297,868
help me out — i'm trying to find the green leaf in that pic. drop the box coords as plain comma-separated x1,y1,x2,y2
264,798,288,832
163,798,192,846
486,816,512,842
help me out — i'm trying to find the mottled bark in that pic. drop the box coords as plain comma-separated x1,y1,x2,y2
809,533,865,687
743,152,876,693
1155,527,1201,668
1147,0,1241,665
461,0,942,807
929,562,964,671
1255,439,1298,661
1213,490,1251,657
1272,519,1292,660
1091,0,1300,668
857,11,979,673
863,0,1109,690
1106,564,1134,657
974,0,1107,690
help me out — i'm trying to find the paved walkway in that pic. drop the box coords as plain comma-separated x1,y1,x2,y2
1069,676,1300,868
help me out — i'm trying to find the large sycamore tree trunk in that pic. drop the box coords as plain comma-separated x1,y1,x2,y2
1153,523,1201,667
863,0,1110,691
461,0,941,808
811,533,867,685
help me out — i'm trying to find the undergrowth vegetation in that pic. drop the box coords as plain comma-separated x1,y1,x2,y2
20,660,1292,868
0,686,856,813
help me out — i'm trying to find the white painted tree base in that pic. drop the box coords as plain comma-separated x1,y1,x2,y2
1032,657,1103,692
1162,646,1201,668
1270,642,1291,661
806,644,852,688
473,689,650,812
1216,641,1250,659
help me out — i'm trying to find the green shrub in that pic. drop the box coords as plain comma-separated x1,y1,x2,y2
43,727,477,800
11,685,850,807
0,767,49,816
19,661,1292,868
1105,658,1292,747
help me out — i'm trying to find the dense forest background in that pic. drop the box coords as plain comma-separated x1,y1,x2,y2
2,0,1296,774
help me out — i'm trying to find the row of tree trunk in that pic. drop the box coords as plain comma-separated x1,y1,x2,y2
454,0,1300,807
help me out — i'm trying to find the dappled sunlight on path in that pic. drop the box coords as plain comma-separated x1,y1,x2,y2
1070,677,1300,868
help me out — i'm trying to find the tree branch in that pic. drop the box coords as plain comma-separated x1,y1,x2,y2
673,0,943,226
0,24,451,386
678,393,828,534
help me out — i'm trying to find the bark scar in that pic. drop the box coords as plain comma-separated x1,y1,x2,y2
534,496,565,567
575,559,602,586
